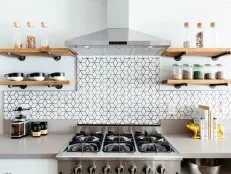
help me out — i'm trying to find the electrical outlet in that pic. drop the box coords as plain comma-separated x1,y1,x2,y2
168,104,176,115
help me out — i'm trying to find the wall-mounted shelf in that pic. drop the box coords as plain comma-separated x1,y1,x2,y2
163,48,231,61
162,79,229,89
0,80,75,89
0,48,77,61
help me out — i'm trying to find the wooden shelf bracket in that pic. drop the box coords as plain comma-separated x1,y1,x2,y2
211,51,231,61
7,52,26,61
174,52,186,61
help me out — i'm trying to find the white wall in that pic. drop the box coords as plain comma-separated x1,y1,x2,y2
129,0,231,90
0,0,107,134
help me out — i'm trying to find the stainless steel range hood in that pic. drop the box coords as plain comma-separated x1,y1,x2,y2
66,0,171,56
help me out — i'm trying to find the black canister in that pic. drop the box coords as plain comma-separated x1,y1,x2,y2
40,121,48,135
31,121,41,137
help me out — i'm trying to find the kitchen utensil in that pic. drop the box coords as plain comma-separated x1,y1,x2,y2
4,73,24,81
27,72,45,81
10,107,30,138
48,72,65,81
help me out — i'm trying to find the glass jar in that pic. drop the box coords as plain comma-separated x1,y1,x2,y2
183,64,193,79
193,64,204,79
40,21,49,49
26,21,36,48
13,22,23,48
204,64,214,79
215,64,225,79
173,64,182,80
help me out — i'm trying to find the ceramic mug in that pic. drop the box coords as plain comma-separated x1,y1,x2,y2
4,73,24,81
48,72,65,81
27,72,45,81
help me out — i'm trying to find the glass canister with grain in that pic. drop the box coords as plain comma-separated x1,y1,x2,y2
183,64,193,79
193,64,204,79
215,64,225,79
173,64,183,80
204,64,214,79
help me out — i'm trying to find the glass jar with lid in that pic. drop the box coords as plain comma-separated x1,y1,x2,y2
173,64,182,80
204,64,214,79
193,64,204,79
183,64,193,79
215,64,225,79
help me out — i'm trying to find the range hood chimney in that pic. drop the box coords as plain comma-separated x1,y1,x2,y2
66,0,171,56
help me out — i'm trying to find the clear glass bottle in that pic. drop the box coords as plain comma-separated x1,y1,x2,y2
196,22,204,48
183,22,191,48
210,22,217,47
13,22,23,48
193,64,204,79
215,64,225,79
204,64,214,79
173,64,182,80
40,21,49,49
26,21,36,48
183,64,193,79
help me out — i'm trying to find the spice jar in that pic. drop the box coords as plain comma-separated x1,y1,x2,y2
193,64,204,79
204,64,214,79
26,21,36,48
183,64,193,79
173,64,182,80
215,64,225,79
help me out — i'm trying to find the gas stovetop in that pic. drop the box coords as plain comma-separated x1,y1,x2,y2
57,126,182,174
62,126,175,154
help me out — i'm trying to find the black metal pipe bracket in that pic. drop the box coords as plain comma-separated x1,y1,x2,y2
209,83,228,89
174,83,188,89
211,51,231,61
174,52,186,61
48,84,63,89
48,52,61,61
7,52,26,61
8,85,27,89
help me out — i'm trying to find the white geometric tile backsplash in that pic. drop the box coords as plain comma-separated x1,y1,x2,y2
3,56,230,124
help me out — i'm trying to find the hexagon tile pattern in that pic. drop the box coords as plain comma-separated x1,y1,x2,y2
4,56,161,124
3,56,230,124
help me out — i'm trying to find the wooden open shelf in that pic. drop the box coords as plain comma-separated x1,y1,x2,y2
163,48,231,61
0,48,77,61
0,80,75,89
162,79,230,89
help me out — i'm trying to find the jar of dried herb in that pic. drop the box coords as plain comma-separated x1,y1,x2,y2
193,64,204,79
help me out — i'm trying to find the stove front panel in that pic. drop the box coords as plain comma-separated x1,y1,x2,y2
58,159,181,174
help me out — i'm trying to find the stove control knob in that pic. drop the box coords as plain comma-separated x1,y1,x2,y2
73,164,82,174
142,164,151,174
102,164,110,174
115,164,124,174
128,165,137,174
88,165,96,174
156,165,166,174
